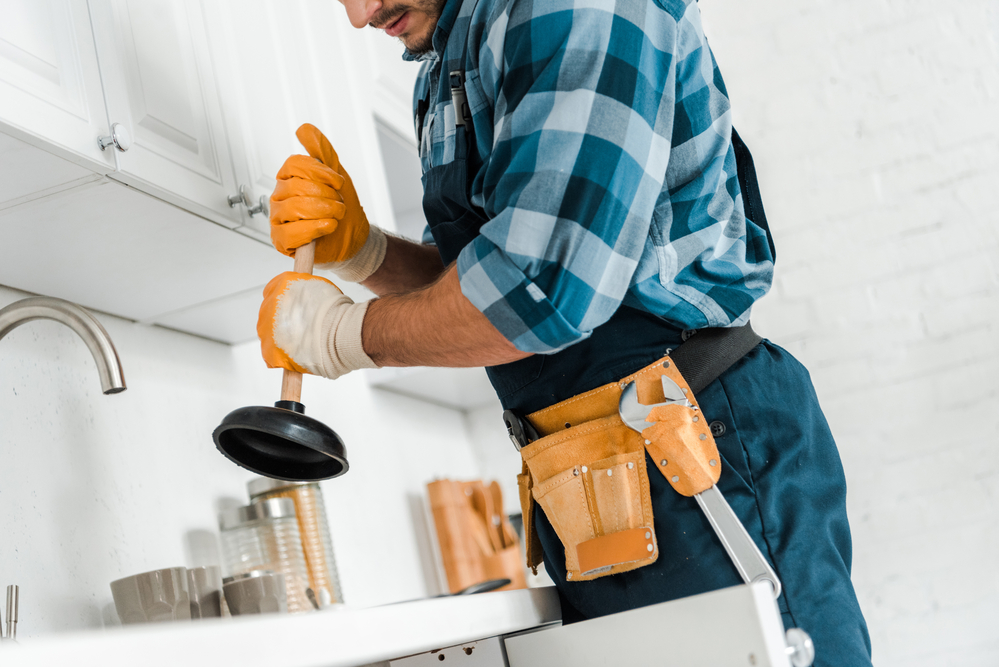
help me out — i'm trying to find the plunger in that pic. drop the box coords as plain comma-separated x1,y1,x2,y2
213,241,348,482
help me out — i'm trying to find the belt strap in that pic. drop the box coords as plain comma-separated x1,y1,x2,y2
670,323,762,394
505,323,763,447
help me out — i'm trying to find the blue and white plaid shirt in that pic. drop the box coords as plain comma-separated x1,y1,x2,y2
410,0,774,354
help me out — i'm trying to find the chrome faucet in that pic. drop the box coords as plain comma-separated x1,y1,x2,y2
0,296,126,394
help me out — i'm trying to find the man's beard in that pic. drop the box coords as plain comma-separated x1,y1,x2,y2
370,0,447,56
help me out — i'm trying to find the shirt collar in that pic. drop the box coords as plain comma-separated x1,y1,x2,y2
402,0,463,62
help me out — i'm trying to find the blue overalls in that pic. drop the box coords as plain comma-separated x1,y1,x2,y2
416,14,873,667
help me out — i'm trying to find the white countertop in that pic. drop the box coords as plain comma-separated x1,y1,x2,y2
2,587,561,667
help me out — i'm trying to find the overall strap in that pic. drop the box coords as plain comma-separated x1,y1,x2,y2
731,127,776,262
415,0,481,149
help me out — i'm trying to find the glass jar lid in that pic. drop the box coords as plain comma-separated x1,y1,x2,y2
247,476,314,498
218,497,296,531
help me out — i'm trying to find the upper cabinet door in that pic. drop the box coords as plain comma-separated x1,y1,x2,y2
0,0,113,170
204,0,398,239
89,0,241,227
203,0,322,238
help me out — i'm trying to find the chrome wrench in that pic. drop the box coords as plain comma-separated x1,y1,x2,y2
619,377,782,598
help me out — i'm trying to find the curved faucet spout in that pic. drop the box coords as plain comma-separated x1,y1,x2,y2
0,296,126,395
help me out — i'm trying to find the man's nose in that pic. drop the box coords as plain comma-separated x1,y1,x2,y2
340,0,382,29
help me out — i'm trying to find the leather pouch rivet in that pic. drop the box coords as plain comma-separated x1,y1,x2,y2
710,459,717,467
660,459,668,467
699,433,707,440
581,466,588,474
566,572,572,580
645,531,651,539
693,416,699,422
627,462,634,470
573,468,579,477
607,469,613,476
647,544,654,552
645,439,651,445
672,475,680,483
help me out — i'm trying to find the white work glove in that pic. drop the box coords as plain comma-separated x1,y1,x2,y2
316,223,387,283
258,272,378,379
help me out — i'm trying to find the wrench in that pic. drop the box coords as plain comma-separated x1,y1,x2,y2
619,377,782,598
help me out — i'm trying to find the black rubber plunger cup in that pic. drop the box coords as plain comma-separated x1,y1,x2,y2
213,241,348,482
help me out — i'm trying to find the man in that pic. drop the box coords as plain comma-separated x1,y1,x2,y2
259,0,873,664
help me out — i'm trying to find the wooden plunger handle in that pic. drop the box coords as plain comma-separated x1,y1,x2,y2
280,241,316,403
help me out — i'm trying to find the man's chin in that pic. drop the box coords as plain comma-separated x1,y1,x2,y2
401,30,434,55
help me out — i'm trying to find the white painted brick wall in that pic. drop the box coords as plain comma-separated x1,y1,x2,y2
699,1,999,664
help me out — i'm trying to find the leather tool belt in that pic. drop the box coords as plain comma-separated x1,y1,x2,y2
506,323,762,581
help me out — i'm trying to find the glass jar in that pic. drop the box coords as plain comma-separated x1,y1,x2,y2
248,478,343,606
218,498,311,613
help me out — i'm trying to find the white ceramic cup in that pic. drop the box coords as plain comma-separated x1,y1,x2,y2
110,567,191,624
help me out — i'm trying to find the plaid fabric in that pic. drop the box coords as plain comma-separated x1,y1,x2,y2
410,0,774,354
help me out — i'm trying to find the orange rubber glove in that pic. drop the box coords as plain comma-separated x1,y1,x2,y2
270,124,385,276
258,271,377,379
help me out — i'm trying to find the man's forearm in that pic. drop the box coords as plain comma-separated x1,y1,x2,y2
362,265,532,368
360,234,445,296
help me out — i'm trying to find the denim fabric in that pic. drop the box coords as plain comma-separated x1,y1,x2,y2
526,342,874,667
414,2,873,664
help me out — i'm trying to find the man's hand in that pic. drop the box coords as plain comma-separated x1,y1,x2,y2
258,271,377,380
270,124,387,281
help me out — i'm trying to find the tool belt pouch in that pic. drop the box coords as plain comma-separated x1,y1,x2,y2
519,417,657,581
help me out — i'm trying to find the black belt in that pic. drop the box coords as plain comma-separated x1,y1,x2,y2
504,323,763,450
671,322,762,394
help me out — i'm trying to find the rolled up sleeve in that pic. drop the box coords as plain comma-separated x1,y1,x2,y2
456,0,678,353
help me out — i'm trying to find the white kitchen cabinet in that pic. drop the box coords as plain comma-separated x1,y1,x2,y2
0,0,114,172
0,132,101,210
0,177,290,334
202,0,315,239
202,0,400,242
0,0,530,397
88,0,242,228
367,366,500,411
0,0,408,344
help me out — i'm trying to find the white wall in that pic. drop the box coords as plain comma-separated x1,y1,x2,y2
698,1,999,666
0,284,480,636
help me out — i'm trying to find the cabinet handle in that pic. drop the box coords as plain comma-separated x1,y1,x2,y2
247,195,267,218
227,184,251,208
228,184,269,218
97,123,132,152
